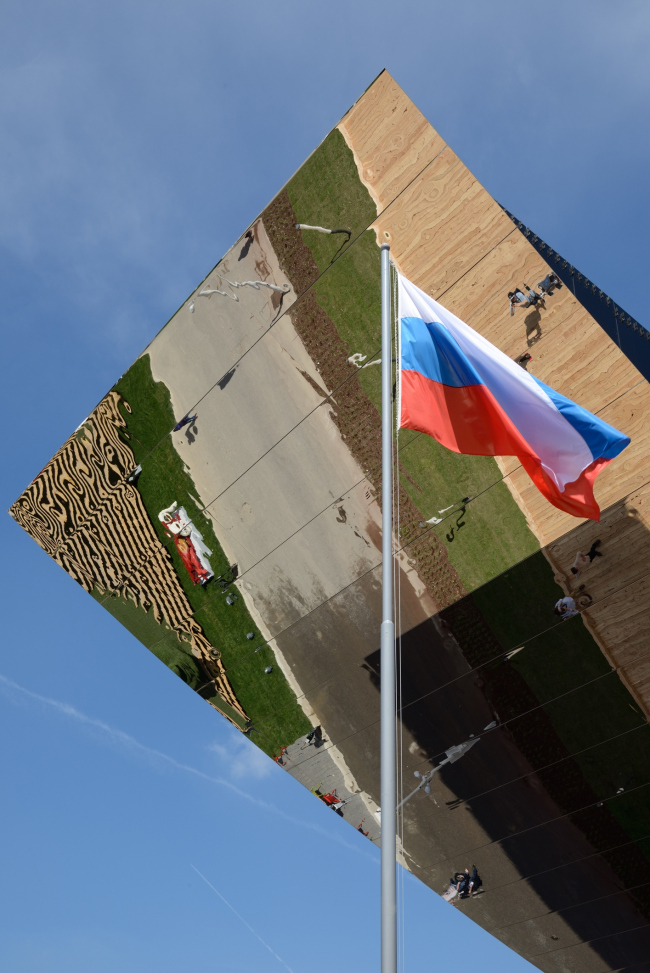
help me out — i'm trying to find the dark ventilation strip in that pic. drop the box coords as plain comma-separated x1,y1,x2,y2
501,207,650,383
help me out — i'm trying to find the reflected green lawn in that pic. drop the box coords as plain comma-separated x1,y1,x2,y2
447,552,650,862
286,126,540,593
107,355,310,754
401,440,539,591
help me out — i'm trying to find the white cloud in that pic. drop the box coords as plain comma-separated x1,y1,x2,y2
0,672,378,865
208,734,273,780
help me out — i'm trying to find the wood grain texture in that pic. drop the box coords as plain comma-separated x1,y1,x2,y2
372,146,516,294
338,71,446,212
542,483,650,718
341,71,650,715
340,71,646,522
441,233,642,407
502,382,650,545
9,393,249,728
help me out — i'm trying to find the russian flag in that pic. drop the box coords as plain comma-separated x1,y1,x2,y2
398,274,630,521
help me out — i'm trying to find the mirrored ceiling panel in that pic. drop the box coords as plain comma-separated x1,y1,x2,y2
10,70,650,973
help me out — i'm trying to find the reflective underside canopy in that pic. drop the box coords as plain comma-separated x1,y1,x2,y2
10,71,650,973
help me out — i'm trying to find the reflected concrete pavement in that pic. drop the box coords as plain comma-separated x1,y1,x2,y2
145,225,640,972
283,733,381,845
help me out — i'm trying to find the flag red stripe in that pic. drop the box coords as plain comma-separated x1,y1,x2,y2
400,370,532,456
400,370,604,520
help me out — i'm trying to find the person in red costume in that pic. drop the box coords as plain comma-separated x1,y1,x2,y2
158,501,214,586
173,532,210,585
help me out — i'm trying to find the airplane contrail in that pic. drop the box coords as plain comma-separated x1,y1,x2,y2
0,672,377,861
191,864,297,973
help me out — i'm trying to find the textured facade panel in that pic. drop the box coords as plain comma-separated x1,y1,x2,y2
502,207,650,381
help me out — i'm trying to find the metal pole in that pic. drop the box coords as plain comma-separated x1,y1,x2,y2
397,734,485,810
397,758,451,811
380,242,396,973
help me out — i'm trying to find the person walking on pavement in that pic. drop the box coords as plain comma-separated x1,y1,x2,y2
306,725,323,747
571,539,602,576
456,868,472,898
173,413,198,432
468,864,482,896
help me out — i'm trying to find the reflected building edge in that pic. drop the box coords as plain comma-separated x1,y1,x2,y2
9,71,650,971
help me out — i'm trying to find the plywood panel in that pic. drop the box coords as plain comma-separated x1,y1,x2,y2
342,70,650,726
547,483,650,604
338,71,446,211
503,383,650,545
540,484,650,717
622,657,650,715
440,233,643,412
589,575,650,670
372,146,516,295
341,72,649,538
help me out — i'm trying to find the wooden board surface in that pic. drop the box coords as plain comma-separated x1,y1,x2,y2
339,71,650,716
372,145,517,294
544,482,650,718
338,71,446,212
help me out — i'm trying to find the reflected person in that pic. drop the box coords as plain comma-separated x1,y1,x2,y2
554,595,579,620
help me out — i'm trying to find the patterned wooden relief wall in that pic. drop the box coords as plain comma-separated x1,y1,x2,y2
10,392,247,726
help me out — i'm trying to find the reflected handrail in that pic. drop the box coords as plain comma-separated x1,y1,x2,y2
189,276,290,309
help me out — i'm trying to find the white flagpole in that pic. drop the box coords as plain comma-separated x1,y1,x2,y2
380,242,396,973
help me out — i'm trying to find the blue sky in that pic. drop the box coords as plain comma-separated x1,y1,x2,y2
1,2,648,970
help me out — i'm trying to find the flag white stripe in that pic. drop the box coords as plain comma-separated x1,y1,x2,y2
399,276,593,491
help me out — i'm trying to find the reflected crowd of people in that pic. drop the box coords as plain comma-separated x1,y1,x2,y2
508,272,562,317
443,865,483,903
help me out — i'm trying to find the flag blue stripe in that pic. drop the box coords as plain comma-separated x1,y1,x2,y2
532,377,631,462
401,316,483,388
